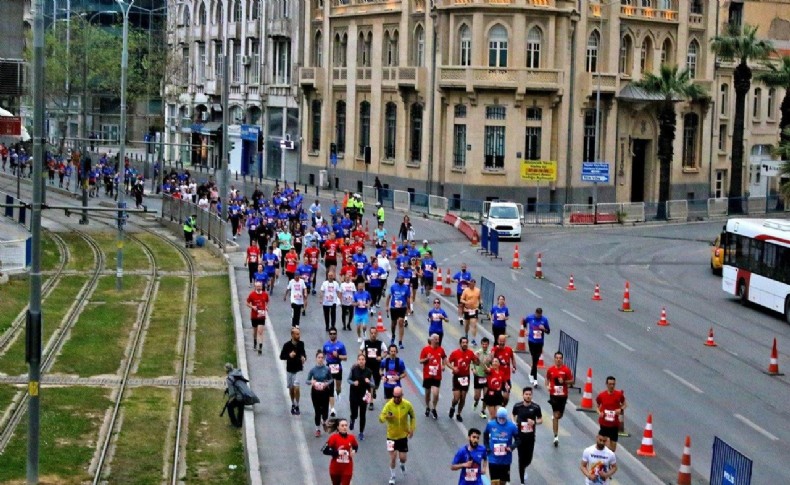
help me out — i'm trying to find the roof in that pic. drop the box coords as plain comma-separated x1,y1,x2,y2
617,84,677,102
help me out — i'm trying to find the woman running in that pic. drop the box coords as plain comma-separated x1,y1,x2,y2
347,353,374,441
307,350,334,437
322,418,358,485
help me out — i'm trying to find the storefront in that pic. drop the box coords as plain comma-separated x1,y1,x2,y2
240,124,261,177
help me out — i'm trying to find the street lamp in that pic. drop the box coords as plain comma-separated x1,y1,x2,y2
591,0,617,212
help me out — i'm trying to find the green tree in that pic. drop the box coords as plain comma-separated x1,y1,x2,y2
633,64,707,219
773,128,790,202
756,55,790,150
711,24,774,213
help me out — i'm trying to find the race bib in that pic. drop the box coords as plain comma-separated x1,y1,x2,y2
358,301,366,308
457,376,469,387
313,381,325,391
343,295,353,305
476,376,487,385
249,254,257,262
326,294,336,303
367,348,378,358
386,373,398,384
532,329,542,339
493,443,507,456
394,300,403,308
386,440,395,452
337,449,350,464
553,385,564,395
520,421,534,433
464,467,479,482
428,365,439,377
250,224,256,231
329,364,340,374
604,410,617,422
256,310,266,318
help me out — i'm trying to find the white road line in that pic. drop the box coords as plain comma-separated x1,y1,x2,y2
606,334,635,352
663,369,703,394
734,413,779,441
525,287,542,299
549,283,564,291
562,309,586,322
511,272,517,282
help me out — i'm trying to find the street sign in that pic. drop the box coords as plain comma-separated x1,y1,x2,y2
520,160,557,181
0,116,22,136
582,161,610,183
330,152,338,167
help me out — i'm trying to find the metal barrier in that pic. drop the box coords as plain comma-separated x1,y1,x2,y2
393,190,411,212
523,204,564,225
161,195,228,248
0,238,31,273
2,192,31,231
688,199,708,220
666,200,689,221
707,198,728,218
411,192,430,214
563,204,595,225
488,230,501,259
710,436,752,485
479,225,490,254
480,276,495,323
620,202,646,223
362,185,378,205
428,195,448,217
745,197,766,215
557,330,581,393
595,203,620,224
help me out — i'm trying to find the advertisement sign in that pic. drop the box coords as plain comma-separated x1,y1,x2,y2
0,116,22,136
520,160,557,181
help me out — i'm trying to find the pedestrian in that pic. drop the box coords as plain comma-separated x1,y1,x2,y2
323,329,348,416
222,363,245,428
427,298,449,345
472,337,493,418
351,280,372,344
492,334,516,406
580,433,618,484
460,279,482,346
448,336,478,423
321,271,342,332
347,353,374,440
483,357,507,419
263,245,279,292
379,344,407,400
419,333,447,420
523,308,550,388
245,281,269,355
483,407,520,485
385,274,411,350
511,387,543,485
595,375,626,452
183,214,197,248
490,295,510,344
279,327,307,415
307,350,334,437
397,215,412,242
376,201,385,224
323,418,359,485
545,351,574,447
420,251,437,299
452,263,472,325
365,258,386,314
362,327,387,409
284,272,308,327
245,239,261,287
450,428,489,485
339,273,356,331
379,386,417,485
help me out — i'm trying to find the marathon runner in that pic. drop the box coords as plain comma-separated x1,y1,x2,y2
323,329,348,417
450,428,489,485
419,333,448,420
380,345,407,400
472,337,493,419
379,386,417,485
512,387,543,485
484,407,520,485
595,375,627,452
524,308,550,388
447,336,478,423
460,279,482,346
385,274,411,350
245,281,269,355
362,327,387,409
546,351,575,447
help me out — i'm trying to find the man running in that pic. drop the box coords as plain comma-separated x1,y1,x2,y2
246,281,269,355
448,336,478,423
323,329,348,417
385,274,411,350
450,428,488,485
379,386,417,485
262,245,279,292
580,433,618,484
595,375,627,452
380,345,407,400
427,298,449,345
484,407,520,485
452,263,472,325
363,327,387,409
523,308,550,388
420,251,437,299
284,272,308,327
419,333,447,420
489,295,510,344
472,337,493,419
492,334,516,406
460,279,482,346
279,327,307,415
339,273,356,331
320,271,342,332
245,239,261,287
512,388,542,485
352,281,372,343
545,351,574,447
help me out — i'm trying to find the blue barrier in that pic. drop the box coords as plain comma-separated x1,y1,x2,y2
479,225,489,254
4,195,12,218
489,230,502,260
480,276,495,323
710,437,752,485
558,330,581,393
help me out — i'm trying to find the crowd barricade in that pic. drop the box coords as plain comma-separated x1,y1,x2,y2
558,330,581,393
443,212,459,226
479,225,490,254
746,197,767,215
707,198,728,218
362,185,378,205
428,195,448,217
620,202,646,223
524,204,564,225
710,437,752,485
687,199,708,221
488,230,501,259
480,276,495,323
563,204,595,225
411,192,429,214
161,194,228,248
595,203,620,224
666,200,689,221
393,190,410,212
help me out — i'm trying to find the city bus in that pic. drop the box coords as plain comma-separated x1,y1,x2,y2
721,218,790,324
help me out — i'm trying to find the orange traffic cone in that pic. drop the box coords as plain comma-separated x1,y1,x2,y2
565,274,577,291
591,284,602,301
435,268,444,294
677,435,692,485
704,327,717,347
376,312,386,333
537,352,545,369
765,338,784,376
391,237,397,253
657,307,669,326
515,325,527,353
534,253,544,279
512,245,521,269
619,281,634,312
636,413,657,457
443,268,452,296
578,368,595,412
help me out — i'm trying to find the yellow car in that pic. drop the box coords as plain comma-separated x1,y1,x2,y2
710,233,724,275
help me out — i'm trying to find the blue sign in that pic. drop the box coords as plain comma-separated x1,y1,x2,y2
581,162,610,183
241,124,260,141
330,152,338,167
722,464,736,485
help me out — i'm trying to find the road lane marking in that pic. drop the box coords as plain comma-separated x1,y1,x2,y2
525,287,542,299
663,369,703,394
734,414,779,441
511,272,517,282
562,309,586,322
606,334,635,352
549,283,564,291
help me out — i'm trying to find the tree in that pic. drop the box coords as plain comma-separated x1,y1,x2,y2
711,24,774,214
772,128,790,202
633,64,707,220
756,55,790,151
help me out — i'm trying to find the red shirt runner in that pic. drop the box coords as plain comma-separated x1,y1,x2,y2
305,246,320,267
246,246,261,265
492,345,515,382
419,345,447,381
448,348,477,377
596,389,625,427
486,367,505,393
326,432,358,477
284,251,299,273
545,365,574,397
324,240,340,262
246,290,269,320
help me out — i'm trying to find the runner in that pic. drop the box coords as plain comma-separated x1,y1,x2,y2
447,336,478,423
245,239,261,287
347,353,374,440
380,344,407,400
460,279,482,346
279,327,307,415
421,251,437,299
483,357,507,420
379,386,417,485
490,295,510,344
323,418,359,485
284,247,299,281
427,298,449,345
450,428,489,485
323,329,348,417
453,263,472,325
365,257,386,314
511,387,543,485
245,281,269,355
472,337,494,419
304,238,321,292
419,333,448,420
362,327,387,409
483,407,520,485
352,281,372,343
307,350,334,437
284,272,308,328
524,308,550,388
492,334,517,406
324,232,341,276
385,274,411,350
339,273,356,331
545,351,574,447
320,271,342,332
580,433,618,484
252,263,268,289
263,245,279,292
595,375,627,452
297,254,314,297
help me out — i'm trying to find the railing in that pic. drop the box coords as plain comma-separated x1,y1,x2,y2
332,67,348,81
161,195,228,248
438,67,562,91
689,13,703,26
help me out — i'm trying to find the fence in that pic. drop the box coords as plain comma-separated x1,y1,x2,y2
393,190,410,212
666,200,689,221
710,437,752,485
428,195,448,217
480,276,495,323
161,195,229,248
557,330,581,393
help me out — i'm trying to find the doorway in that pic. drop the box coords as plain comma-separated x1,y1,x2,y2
631,139,648,202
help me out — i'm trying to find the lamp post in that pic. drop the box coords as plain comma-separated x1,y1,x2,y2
115,0,134,291
592,0,616,211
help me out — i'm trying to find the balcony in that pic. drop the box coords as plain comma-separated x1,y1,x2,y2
689,13,704,29
268,18,291,38
299,67,326,91
397,67,426,91
332,67,348,83
265,85,294,98
247,19,261,37
312,8,323,21
357,67,373,85
584,72,618,95
620,5,678,22
204,79,222,95
438,67,563,92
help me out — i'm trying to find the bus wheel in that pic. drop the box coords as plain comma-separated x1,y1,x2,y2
738,280,748,305
785,297,790,325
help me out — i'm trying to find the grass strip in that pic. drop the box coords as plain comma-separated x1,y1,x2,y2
135,233,187,272
0,384,20,415
0,278,31,335
91,233,151,271
92,274,147,302
0,386,110,484
106,387,174,484
184,388,246,483
59,232,95,272
41,232,60,271
136,276,187,378
0,276,88,376
193,275,235,376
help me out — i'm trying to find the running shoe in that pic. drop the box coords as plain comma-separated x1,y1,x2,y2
459,319,464,326
472,401,478,409
404,317,408,328
358,432,364,441
431,409,438,420
480,411,487,419
553,436,559,447
425,408,430,417
388,478,395,485
449,406,456,419
290,405,296,415
401,464,407,475
456,414,463,423
399,342,404,350
390,338,395,346
357,337,363,343
350,419,355,430
330,408,336,417
471,340,477,347
368,402,374,411
295,405,300,415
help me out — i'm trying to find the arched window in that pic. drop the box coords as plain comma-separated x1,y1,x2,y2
586,31,600,72
182,5,191,26
230,105,244,123
198,2,207,25
686,40,699,78
359,101,371,157
249,0,260,20
488,25,508,68
311,100,321,151
753,88,762,120
640,37,653,74
335,101,346,153
232,0,242,22
526,27,542,69
661,38,673,66
314,31,323,67
333,33,347,67
358,32,372,67
767,88,776,119
384,102,397,159
720,84,729,117
459,25,471,66
414,26,425,66
214,0,223,24
619,34,633,74
384,30,399,67
682,113,699,168
410,104,423,162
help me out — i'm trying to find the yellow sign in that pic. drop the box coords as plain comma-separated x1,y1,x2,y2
29,381,39,396
520,160,557,181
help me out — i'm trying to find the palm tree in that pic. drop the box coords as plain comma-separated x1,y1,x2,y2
633,65,707,220
772,128,790,202
756,55,790,150
711,24,774,214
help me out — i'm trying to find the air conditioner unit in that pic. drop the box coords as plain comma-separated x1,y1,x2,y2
242,56,251,65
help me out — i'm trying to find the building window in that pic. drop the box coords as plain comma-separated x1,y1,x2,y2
181,47,190,83
384,102,397,159
248,40,260,84
661,38,673,66
459,25,471,66
182,5,191,26
335,101,346,153
768,88,776,119
718,124,727,151
214,0,223,24
410,104,423,162
753,88,762,120
230,105,243,124
619,35,632,74
414,26,425,67
690,0,703,15
586,31,600,72
214,42,223,78
687,40,698,79
232,0,242,22
232,40,242,83
486,105,506,120
311,100,321,151
333,33,347,67
455,104,467,118
250,0,260,20
314,31,323,67
359,101,371,157
720,84,728,117
682,113,699,169
273,39,290,84
197,43,206,83
384,31,399,67
358,32,372,67
198,2,207,25
524,127,541,160
453,124,467,168
728,1,743,27
488,25,508,68
526,27,541,69
583,109,596,162
526,107,542,121
484,126,506,169
640,37,653,74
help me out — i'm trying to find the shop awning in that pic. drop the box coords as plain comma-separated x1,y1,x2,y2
200,122,222,135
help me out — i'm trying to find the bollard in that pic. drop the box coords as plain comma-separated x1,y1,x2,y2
315,185,319,197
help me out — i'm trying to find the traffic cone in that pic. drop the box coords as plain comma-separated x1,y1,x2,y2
618,409,630,437
636,413,657,457
565,274,577,291
704,327,717,347
578,368,595,412
657,307,669,326
443,268,452,296
435,268,444,294
591,284,602,301
534,253,544,279
765,338,784,376
677,435,692,485
515,325,527,353
537,352,545,369
376,312,386,333
391,237,397,253
364,220,371,241
619,281,634,312
512,245,521,269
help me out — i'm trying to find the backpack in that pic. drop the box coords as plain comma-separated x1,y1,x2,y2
226,370,260,406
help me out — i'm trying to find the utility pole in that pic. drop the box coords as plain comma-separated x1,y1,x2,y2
220,52,229,220
116,0,134,291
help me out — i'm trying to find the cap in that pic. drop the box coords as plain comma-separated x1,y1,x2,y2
496,407,508,419
422,239,428,244
375,202,381,206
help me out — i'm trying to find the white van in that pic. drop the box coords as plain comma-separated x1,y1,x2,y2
482,201,524,241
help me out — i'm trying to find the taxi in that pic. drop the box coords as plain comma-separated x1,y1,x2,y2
710,233,724,275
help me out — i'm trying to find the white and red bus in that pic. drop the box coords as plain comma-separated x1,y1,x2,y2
721,218,790,323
